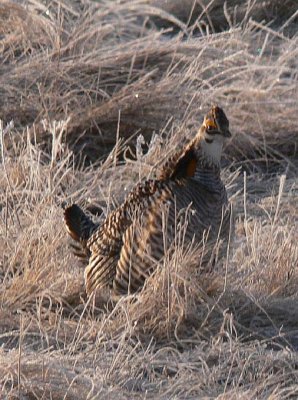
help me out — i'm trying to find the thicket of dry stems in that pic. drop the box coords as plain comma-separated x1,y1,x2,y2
0,1,298,399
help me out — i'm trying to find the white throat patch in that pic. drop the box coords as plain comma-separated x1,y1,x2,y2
200,134,224,165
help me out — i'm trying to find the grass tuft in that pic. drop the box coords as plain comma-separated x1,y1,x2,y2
1,1,298,398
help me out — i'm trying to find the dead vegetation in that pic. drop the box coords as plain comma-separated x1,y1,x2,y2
1,0,298,167
0,0,298,399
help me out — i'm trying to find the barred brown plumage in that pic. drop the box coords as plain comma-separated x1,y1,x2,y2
64,105,233,297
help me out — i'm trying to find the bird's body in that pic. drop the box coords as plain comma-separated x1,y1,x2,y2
64,106,232,297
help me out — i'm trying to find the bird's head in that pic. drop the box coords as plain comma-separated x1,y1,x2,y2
198,105,231,165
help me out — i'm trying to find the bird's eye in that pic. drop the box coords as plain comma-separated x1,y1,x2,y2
205,118,217,131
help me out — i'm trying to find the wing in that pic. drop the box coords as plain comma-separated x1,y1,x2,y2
84,179,171,296
158,138,199,181
85,252,120,296
113,182,174,295
84,206,128,296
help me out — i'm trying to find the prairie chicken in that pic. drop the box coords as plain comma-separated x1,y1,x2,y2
64,106,232,297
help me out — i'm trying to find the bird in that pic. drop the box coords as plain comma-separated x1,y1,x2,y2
64,105,232,297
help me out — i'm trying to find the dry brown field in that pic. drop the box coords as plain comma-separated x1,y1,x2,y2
0,1,298,398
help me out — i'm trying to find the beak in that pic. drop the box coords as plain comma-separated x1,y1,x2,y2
204,117,217,130
204,116,232,138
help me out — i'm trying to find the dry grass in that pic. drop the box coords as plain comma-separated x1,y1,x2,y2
0,1,298,398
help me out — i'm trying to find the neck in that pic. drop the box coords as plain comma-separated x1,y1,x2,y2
200,137,223,167
193,143,222,191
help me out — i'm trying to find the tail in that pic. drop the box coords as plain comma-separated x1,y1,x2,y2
64,204,97,244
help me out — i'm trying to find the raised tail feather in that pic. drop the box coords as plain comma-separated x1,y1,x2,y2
64,204,97,245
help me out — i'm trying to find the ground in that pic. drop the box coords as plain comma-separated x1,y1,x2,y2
0,1,298,399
